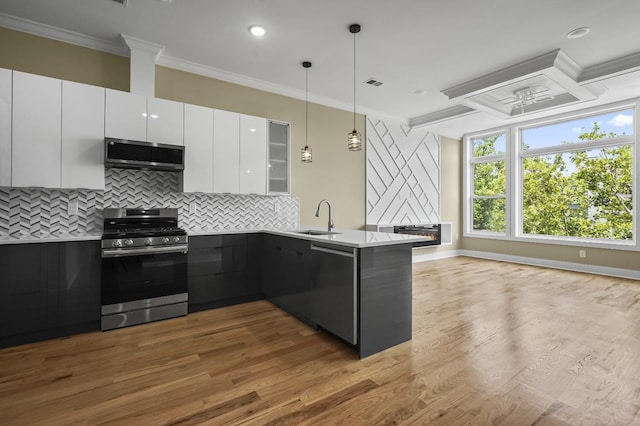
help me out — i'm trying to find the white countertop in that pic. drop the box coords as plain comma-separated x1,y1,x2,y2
264,226,432,248
0,226,432,248
186,229,262,236
0,233,103,245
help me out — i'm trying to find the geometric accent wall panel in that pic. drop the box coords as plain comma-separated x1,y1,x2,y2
366,117,440,225
0,168,299,238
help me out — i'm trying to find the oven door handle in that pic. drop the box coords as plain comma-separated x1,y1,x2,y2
101,245,188,258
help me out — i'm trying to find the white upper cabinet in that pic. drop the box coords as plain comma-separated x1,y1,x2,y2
213,109,240,194
105,89,184,145
105,89,147,141
147,97,184,146
0,68,11,187
12,71,62,188
183,103,214,193
1,68,276,195
61,81,105,190
239,114,267,195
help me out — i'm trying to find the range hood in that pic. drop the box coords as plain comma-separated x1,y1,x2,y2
104,138,185,171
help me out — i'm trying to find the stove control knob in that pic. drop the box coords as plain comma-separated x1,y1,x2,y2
124,239,134,247
144,237,153,246
161,237,170,244
173,236,181,243
111,240,122,248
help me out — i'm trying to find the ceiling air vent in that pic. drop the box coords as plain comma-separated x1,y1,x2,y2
364,78,383,87
110,0,128,6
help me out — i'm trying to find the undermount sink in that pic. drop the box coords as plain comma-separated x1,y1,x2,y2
293,230,342,236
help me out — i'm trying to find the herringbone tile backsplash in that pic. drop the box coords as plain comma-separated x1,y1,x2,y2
0,169,299,237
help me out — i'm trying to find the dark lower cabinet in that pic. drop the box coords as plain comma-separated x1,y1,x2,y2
262,235,312,323
0,241,101,348
264,237,414,358
0,233,414,358
56,241,101,328
358,244,412,358
187,234,261,312
0,243,50,339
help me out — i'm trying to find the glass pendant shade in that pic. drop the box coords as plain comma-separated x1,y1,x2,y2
348,130,362,151
301,145,312,162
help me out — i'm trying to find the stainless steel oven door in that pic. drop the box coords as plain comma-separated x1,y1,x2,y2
101,250,188,307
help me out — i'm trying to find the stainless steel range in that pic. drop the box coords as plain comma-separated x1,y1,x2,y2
101,208,188,331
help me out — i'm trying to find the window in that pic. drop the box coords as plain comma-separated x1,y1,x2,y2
470,133,506,233
465,102,636,247
521,109,634,241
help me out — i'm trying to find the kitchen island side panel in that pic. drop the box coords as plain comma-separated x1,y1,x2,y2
358,243,412,358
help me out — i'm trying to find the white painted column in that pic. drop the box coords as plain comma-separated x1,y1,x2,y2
121,34,165,97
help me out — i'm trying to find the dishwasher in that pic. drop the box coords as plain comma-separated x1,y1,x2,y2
310,243,358,345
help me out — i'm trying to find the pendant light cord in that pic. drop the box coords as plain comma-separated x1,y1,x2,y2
306,66,309,147
353,30,357,130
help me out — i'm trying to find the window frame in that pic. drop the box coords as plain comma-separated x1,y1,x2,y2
465,129,510,237
464,99,639,251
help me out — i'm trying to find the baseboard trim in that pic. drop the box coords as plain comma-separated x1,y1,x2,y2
417,249,640,281
412,249,462,263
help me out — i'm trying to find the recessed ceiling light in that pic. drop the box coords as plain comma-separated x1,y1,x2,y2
567,27,590,39
249,25,267,37
414,89,428,96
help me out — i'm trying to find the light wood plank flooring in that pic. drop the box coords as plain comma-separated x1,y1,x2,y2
2,256,640,425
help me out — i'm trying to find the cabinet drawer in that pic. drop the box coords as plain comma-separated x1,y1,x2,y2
188,246,224,276
188,235,247,277
189,235,223,249
188,272,252,305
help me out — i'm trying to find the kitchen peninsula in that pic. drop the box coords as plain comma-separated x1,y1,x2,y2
192,227,431,358
1,227,430,358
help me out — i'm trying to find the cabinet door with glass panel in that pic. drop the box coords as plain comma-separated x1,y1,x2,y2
268,121,290,194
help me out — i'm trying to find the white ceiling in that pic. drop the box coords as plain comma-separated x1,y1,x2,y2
1,0,640,138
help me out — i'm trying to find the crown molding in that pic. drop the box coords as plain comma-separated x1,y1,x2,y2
409,105,476,127
441,49,566,99
0,12,128,56
166,55,401,124
158,54,406,123
578,51,640,83
0,12,405,123
121,34,164,60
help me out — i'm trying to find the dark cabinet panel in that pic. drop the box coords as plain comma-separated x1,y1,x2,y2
189,273,252,306
262,235,312,322
0,240,101,347
246,233,263,295
56,241,101,328
0,243,50,337
358,244,412,358
187,234,261,312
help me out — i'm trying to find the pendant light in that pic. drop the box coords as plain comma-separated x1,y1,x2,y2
301,61,313,163
347,23,362,151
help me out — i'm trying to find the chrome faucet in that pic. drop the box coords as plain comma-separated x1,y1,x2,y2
315,199,334,232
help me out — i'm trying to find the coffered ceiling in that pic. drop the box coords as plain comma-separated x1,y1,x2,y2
1,0,639,138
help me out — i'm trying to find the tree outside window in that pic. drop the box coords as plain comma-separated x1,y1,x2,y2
467,106,634,243
471,134,506,233
522,122,632,240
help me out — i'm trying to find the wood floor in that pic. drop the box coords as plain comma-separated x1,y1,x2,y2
2,256,640,425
